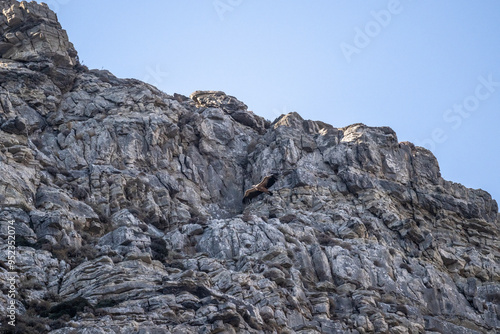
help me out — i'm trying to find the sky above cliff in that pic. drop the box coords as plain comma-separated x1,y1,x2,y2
54,0,500,203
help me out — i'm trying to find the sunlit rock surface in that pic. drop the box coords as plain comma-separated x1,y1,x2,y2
0,1,499,333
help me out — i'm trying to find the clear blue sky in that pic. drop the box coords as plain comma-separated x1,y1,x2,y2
52,0,500,203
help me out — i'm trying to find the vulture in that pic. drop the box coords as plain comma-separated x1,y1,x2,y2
242,174,278,204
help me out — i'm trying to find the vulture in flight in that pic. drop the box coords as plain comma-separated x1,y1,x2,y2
242,174,278,204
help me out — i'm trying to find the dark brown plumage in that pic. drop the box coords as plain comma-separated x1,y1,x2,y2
242,174,278,204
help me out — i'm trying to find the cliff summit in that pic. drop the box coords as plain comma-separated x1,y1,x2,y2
0,2,499,333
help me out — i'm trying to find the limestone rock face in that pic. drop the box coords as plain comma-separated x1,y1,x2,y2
0,2,499,334
0,0,79,90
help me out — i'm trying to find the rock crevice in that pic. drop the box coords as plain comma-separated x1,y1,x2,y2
0,2,499,333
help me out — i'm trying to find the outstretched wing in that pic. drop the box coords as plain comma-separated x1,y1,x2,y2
242,188,262,204
260,174,278,188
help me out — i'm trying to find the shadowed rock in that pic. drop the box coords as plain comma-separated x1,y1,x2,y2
0,2,498,334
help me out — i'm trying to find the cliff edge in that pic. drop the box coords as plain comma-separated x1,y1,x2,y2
0,2,499,333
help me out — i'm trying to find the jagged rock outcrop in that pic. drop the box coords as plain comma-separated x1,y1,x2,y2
0,2,499,333
0,0,78,90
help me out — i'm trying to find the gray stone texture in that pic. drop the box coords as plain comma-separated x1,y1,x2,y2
0,1,499,333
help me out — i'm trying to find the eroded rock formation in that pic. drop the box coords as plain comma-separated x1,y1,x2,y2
0,1,499,333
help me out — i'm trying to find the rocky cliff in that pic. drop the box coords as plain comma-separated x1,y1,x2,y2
0,1,499,333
